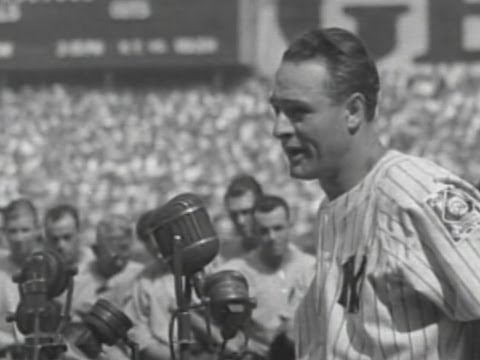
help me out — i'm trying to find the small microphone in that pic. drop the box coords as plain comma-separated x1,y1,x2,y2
204,270,256,341
74,299,134,360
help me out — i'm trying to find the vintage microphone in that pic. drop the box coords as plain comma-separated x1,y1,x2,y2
203,270,256,342
142,193,220,275
203,270,256,359
7,251,139,360
7,250,77,360
139,193,220,360
139,193,257,360
72,299,138,360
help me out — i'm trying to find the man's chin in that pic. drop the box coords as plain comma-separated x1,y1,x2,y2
289,165,317,180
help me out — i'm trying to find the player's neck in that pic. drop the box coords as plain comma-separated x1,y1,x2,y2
320,137,387,201
259,245,291,271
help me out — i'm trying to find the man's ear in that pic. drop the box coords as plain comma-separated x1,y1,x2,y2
344,93,366,135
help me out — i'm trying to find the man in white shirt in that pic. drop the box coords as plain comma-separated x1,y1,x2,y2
0,198,42,356
44,204,94,274
69,214,144,321
213,174,264,268
218,194,315,358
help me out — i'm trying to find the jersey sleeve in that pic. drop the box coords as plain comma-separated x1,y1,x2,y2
390,181,480,321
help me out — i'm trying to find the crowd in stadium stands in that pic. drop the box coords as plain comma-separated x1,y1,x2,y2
0,65,480,359
1,65,480,253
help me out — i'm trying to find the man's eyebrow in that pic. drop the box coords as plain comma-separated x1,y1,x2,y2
269,96,311,109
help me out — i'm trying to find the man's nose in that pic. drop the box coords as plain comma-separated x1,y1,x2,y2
57,239,69,249
273,112,294,139
264,230,276,242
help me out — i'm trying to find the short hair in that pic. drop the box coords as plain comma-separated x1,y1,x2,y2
224,174,263,202
96,214,132,240
253,194,290,220
4,198,39,225
282,27,380,121
44,204,80,230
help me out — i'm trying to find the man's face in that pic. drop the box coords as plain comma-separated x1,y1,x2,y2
254,207,290,265
225,191,257,240
5,214,39,262
271,59,351,180
95,230,132,276
44,215,80,265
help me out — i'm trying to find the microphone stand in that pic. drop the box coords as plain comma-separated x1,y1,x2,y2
172,235,192,360
57,276,75,334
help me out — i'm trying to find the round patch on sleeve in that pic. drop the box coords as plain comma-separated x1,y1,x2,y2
426,186,480,242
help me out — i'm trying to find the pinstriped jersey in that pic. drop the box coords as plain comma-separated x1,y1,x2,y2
294,149,480,360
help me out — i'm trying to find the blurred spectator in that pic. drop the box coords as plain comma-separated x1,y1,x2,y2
68,214,144,320
213,174,264,267
0,198,42,272
62,214,144,360
216,195,315,358
0,198,42,353
43,204,94,273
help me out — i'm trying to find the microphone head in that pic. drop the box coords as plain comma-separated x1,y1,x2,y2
15,299,63,335
75,299,133,359
12,251,74,336
13,250,72,299
204,270,256,340
141,193,219,275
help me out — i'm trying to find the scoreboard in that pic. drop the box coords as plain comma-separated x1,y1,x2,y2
0,0,241,70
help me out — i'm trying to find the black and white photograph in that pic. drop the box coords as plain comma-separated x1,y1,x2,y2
0,0,479,359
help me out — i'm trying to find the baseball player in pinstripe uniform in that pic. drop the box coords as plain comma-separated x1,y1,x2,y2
269,27,480,359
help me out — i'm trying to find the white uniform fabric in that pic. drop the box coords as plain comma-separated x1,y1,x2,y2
295,149,480,360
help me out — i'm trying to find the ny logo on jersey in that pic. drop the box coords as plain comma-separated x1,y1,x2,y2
338,254,367,314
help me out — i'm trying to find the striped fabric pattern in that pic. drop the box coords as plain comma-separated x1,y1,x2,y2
294,150,480,360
